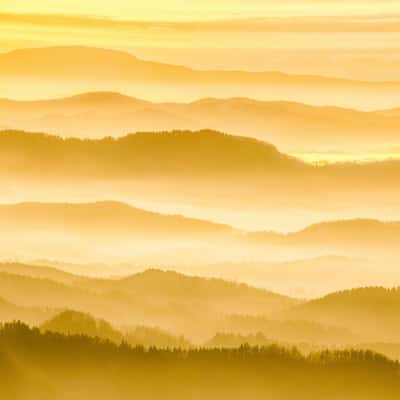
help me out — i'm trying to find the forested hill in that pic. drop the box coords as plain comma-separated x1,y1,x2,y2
0,322,399,400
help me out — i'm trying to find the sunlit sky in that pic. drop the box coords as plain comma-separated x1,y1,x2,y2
2,1,400,78
2,0,400,20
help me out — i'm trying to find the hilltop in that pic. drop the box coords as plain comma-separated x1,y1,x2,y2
2,46,400,108
0,129,303,179
281,287,400,342
0,267,299,338
2,91,400,152
0,200,233,239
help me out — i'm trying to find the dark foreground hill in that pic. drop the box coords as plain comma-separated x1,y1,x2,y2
0,322,399,400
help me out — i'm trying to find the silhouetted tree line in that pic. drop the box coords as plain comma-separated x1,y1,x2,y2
1,322,400,400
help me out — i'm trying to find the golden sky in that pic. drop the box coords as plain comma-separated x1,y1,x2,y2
2,1,400,79
2,0,400,20
2,12,400,49
2,0,400,53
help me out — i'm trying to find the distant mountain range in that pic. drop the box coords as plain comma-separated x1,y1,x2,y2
2,46,400,109
1,262,400,347
2,91,400,152
0,295,51,325
0,262,80,285
1,200,399,243
23,256,397,298
0,201,232,239
0,201,398,266
2,129,400,214
281,287,400,342
2,129,400,180
180,256,400,298
0,266,298,339
0,129,304,178
1,128,400,236
249,219,400,249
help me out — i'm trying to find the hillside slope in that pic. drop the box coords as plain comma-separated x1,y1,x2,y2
281,287,400,341
2,46,400,108
2,92,400,151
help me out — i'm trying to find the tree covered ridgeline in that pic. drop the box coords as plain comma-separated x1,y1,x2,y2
1,322,400,400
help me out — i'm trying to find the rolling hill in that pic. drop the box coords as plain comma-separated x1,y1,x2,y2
244,219,400,262
2,129,400,184
217,315,358,345
0,130,400,182
0,262,82,285
0,129,303,179
88,269,298,314
0,201,398,265
2,262,400,347
2,46,400,109
41,310,122,342
0,267,299,339
249,219,400,250
280,287,400,342
3,322,400,400
0,201,233,239
2,92,400,152
0,200,239,265
1,128,400,234
0,296,52,325
41,309,190,348
179,256,399,298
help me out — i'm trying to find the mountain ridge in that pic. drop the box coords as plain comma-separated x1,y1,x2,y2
2,46,400,109
0,200,235,238
2,46,400,85
2,91,400,151
0,129,305,178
